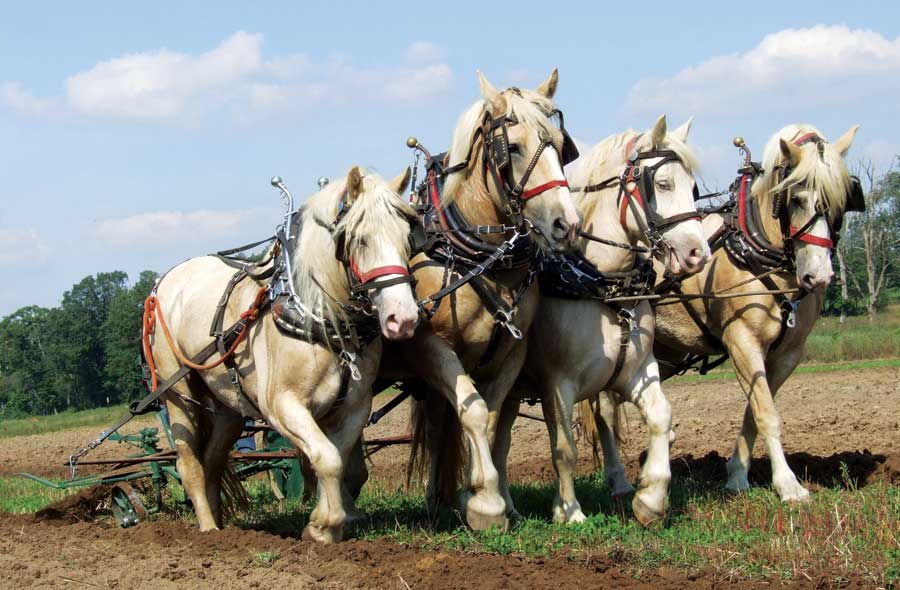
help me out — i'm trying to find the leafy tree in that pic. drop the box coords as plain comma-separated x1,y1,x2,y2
842,160,900,320
102,271,158,403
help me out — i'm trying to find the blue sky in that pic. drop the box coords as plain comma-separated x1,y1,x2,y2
2,1,899,315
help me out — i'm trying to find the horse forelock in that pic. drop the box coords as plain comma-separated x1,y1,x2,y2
442,88,565,209
294,171,412,334
756,124,851,216
572,126,700,215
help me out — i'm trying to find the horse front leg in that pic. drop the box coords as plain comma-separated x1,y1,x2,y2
541,378,585,524
269,392,349,543
482,339,529,522
404,332,507,531
592,391,635,497
726,338,809,501
615,355,672,526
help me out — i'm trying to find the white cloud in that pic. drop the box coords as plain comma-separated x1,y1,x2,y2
0,228,50,267
405,41,445,64
626,25,900,117
90,207,280,250
0,82,56,116
65,31,263,121
2,34,452,123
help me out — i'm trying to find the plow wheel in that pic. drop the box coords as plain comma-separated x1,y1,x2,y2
110,482,149,528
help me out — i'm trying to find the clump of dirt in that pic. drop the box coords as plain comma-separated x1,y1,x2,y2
871,453,900,485
33,484,111,524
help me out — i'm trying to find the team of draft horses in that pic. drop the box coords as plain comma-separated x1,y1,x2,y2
141,69,865,542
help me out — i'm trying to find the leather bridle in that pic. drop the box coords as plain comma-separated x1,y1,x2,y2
443,99,578,231
575,134,702,258
324,189,420,309
770,132,837,258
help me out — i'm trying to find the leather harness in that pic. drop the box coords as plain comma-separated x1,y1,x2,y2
409,100,578,366
659,133,865,376
540,134,702,389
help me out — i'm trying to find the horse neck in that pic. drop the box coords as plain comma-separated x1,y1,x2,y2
292,226,351,317
750,180,787,249
452,144,506,244
577,146,639,271
579,189,636,272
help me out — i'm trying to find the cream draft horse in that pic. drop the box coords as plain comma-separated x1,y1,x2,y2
599,124,859,503
148,167,418,543
513,117,709,525
380,70,580,531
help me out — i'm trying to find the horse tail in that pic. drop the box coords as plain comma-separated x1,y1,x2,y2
219,461,250,522
578,391,627,471
577,398,602,469
602,390,627,446
407,392,464,506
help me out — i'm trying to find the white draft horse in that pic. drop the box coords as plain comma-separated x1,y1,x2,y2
146,167,418,542
596,124,861,503
380,69,580,531
514,116,709,525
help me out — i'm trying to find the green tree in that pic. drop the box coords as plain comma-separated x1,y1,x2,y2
843,161,900,320
101,270,158,403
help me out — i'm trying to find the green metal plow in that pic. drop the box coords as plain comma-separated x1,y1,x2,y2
19,410,304,528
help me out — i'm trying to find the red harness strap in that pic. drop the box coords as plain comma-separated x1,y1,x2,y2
790,226,833,249
793,132,821,146
349,259,410,284
522,179,568,200
619,136,644,228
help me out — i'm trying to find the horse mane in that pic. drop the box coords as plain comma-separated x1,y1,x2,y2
752,124,851,216
441,87,565,212
571,126,700,222
292,171,414,336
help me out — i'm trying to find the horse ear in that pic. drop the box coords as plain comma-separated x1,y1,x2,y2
346,166,364,201
390,167,411,195
834,124,860,157
535,68,558,99
477,70,506,115
651,115,667,147
671,116,693,143
779,138,803,167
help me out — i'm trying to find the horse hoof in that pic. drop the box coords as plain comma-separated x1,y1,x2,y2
302,523,343,544
632,495,666,528
462,492,508,532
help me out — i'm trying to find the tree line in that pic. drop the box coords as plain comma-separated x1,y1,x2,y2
1,159,898,418
0,271,157,417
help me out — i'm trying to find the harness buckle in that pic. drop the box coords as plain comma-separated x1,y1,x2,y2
783,300,799,329
340,350,362,381
618,307,640,336
494,308,523,340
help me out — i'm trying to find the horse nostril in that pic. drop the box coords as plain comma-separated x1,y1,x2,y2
690,248,704,260
552,217,571,239
801,274,814,287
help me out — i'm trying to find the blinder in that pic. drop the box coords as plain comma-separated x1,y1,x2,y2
548,109,579,166
847,175,866,213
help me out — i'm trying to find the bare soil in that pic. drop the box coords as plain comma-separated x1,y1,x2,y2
2,366,898,589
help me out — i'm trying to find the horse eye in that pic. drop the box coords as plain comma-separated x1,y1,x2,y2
655,180,671,191
357,237,368,248
508,144,521,155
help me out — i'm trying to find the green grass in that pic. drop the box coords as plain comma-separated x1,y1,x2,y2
0,404,131,439
670,358,900,384
805,310,900,363
0,477,73,513
3,466,898,585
